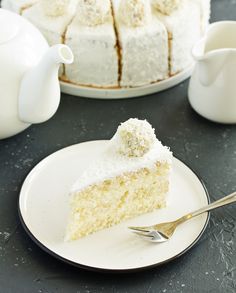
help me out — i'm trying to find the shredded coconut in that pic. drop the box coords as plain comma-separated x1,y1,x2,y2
152,0,181,15
77,0,111,26
118,0,151,27
41,0,72,17
71,119,172,192
111,118,156,157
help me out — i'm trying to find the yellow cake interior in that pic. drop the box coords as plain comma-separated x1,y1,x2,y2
66,161,170,240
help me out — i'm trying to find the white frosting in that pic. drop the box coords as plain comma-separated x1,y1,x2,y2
76,0,111,26
23,2,76,36
152,0,180,15
155,0,202,75
112,0,169,87
196,0,211,33
41,0,73,17
118,0,151,27
71,119,172,192
1,0,39,13
23,1,77,76
65,8,119,87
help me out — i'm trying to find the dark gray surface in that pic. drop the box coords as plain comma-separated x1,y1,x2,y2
0,1,236,292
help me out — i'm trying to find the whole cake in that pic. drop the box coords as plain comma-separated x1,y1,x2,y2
1,0,211,88
66,119,172,240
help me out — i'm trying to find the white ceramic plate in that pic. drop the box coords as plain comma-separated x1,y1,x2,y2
19,140,209,272
60,66,193,99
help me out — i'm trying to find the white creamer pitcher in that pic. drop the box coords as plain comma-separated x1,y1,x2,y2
188,21,236,124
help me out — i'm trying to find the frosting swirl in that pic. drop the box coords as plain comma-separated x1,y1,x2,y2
77,0,111,26
118,0,151,27
112,118,156,158
152,0,180,15
41,0,72,17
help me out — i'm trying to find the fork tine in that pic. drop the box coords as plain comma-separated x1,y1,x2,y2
132,231,154,239
128,226,150,233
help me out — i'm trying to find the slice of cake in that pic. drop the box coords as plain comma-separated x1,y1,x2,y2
66,118,172,241
153,0,203,75
198,0,211,33
1,0,38,14
22,0,78,77
112,0,169,87
23,0,78,45
64,0,119,88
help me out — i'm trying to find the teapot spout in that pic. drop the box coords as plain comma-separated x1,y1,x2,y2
18,44,73,124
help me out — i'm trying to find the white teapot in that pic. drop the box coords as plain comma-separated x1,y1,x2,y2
188,21,236,124
0,8,74,139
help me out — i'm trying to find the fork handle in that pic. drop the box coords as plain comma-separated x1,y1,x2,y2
180,191,236,223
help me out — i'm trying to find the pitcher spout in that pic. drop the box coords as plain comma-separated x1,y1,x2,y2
193,50,227,87
18,44,73,124
192,21,236,86
192,37,226,87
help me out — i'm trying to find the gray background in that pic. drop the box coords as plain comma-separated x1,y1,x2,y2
0,0,236,292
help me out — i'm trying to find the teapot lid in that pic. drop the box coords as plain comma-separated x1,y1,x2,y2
0,9,19,45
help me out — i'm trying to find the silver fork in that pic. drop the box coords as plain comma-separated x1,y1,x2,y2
129,191,236,243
